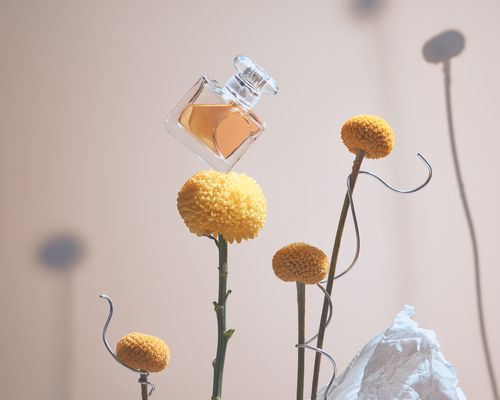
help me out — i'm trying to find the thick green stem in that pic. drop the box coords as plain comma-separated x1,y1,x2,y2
296,282,306,400
211,235,233,400
310,151,365,400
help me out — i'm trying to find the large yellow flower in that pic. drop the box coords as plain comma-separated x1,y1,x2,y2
116,332,170,373
272,242,329,285
341,115,394,159
177,170,267,243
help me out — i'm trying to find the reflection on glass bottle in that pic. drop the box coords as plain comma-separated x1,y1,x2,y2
165,55,279,172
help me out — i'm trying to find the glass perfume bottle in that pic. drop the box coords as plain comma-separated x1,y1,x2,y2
165,55,279,172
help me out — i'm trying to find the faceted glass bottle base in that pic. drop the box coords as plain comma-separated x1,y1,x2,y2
165,76,264,172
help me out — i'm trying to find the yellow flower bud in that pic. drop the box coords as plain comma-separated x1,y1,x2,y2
341,115,394,159
272,242,329,285
116,332,170,373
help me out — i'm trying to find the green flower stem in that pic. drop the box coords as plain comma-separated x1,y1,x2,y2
211,235,234,400
139,373,149,400
296,282,306,400
310,150,365,400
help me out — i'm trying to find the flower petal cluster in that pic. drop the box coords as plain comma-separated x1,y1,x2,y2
177,170,267,243
272,242,329,284
116,332,170,373
341,115,394,159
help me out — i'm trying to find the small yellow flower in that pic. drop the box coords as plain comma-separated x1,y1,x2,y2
272,242,329,285
116,332,170,373
341,115,394,159
177,170,267,243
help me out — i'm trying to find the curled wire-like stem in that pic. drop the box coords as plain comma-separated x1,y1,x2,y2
298,284,337,400
311,154,432,398
139,373,156,397
147,382,155,397
100,294,140,373
99,294,155,399
297,344,337,400
359,153,432,194
329,153,433,281
305,284,333,345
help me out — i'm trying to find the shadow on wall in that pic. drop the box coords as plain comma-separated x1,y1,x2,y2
38,233,85,271
37,232,86,400
422,30,500,400
422,30,465,64
347,0,388,20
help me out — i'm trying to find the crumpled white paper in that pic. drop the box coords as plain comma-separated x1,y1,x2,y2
317,305,466,400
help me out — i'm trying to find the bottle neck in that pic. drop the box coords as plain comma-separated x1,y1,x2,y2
224,75,261,111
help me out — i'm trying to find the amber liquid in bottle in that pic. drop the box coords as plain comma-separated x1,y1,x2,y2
179,103,261,159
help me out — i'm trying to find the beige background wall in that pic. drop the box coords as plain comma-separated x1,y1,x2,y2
1,0,499,399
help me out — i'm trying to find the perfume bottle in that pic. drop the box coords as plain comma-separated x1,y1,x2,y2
165,55,279,172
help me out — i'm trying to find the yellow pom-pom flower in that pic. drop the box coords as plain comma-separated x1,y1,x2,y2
116,332,170,373
272,242,329,284
341,115,394,159
177,170,267,243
